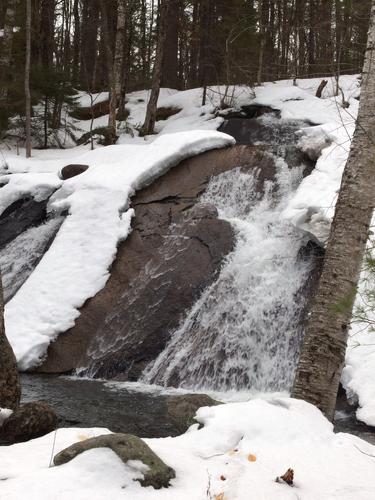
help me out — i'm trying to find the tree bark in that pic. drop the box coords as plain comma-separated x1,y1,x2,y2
0,0,18,103
25,0,32,158
292,0,375,421
108,0,126,137
0,272,21,411
161,0,179,89
39,0,54,68
72,0,81,85
140,0,167,136
257,0,269,84
188,0,199,87
80,0,99,89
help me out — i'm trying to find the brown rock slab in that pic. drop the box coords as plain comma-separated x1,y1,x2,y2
38,146,277,378
54,433,175,489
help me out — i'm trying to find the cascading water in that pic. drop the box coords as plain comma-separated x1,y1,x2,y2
0,217,63,302
142,158,313,392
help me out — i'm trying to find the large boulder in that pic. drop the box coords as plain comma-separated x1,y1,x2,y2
156,106,181,121
70,99,110,120
54,433,175,489
59,164,89,180
166,394,221,434
1,401,57,443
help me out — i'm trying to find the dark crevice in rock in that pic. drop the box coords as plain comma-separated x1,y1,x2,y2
0,198,49,248
334,385,375,445
134,195,197,207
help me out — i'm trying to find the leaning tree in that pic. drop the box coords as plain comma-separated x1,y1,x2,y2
292,0,375,421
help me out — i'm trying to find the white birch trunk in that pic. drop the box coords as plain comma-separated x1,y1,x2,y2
292,0,375,421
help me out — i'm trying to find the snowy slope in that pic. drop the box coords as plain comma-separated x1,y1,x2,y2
1,398,374,500
70,76,360,246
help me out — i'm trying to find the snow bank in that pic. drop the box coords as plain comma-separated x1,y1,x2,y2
343,330,375,427
1,398,374,499
115,76,360,245
3,131,234,370
251,76,360,245
342,228,375,426
0,173,62,216
75,76,361,246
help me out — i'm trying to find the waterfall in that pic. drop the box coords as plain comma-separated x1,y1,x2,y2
142,158,313,392
0,217,63,302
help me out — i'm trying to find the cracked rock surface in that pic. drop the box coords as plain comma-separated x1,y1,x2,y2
38,145,277,378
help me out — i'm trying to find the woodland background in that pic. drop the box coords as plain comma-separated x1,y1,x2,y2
0,0,372,141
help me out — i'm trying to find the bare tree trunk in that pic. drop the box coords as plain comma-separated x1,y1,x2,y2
72,0,81,85
140,0,148,84
108,0,126,138
140,0,167,136
161,0,179,89
257,0,268,84
80,0,99,89
0,272,20,411
25,0,32,158
0,0,18,103
292,0,375,421
188,0,199,87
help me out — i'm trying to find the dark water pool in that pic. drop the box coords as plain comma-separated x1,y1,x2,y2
20,374,375,445
20,374,179,438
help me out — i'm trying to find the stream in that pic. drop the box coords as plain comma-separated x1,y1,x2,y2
21,374,375,445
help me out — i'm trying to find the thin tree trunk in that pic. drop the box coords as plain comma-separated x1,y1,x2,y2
161,0,179,88
140,0,167,136
140,0,147,84
72,0,80,85
0,272,21,411
292,0,375,421
108,0,126,138
80,0,99,89
257,0,268,84
25,0,32,158
188,0,199,87
0,0,18,103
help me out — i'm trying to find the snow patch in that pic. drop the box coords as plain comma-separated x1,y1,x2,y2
0,399,374,499
0,408,13,426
